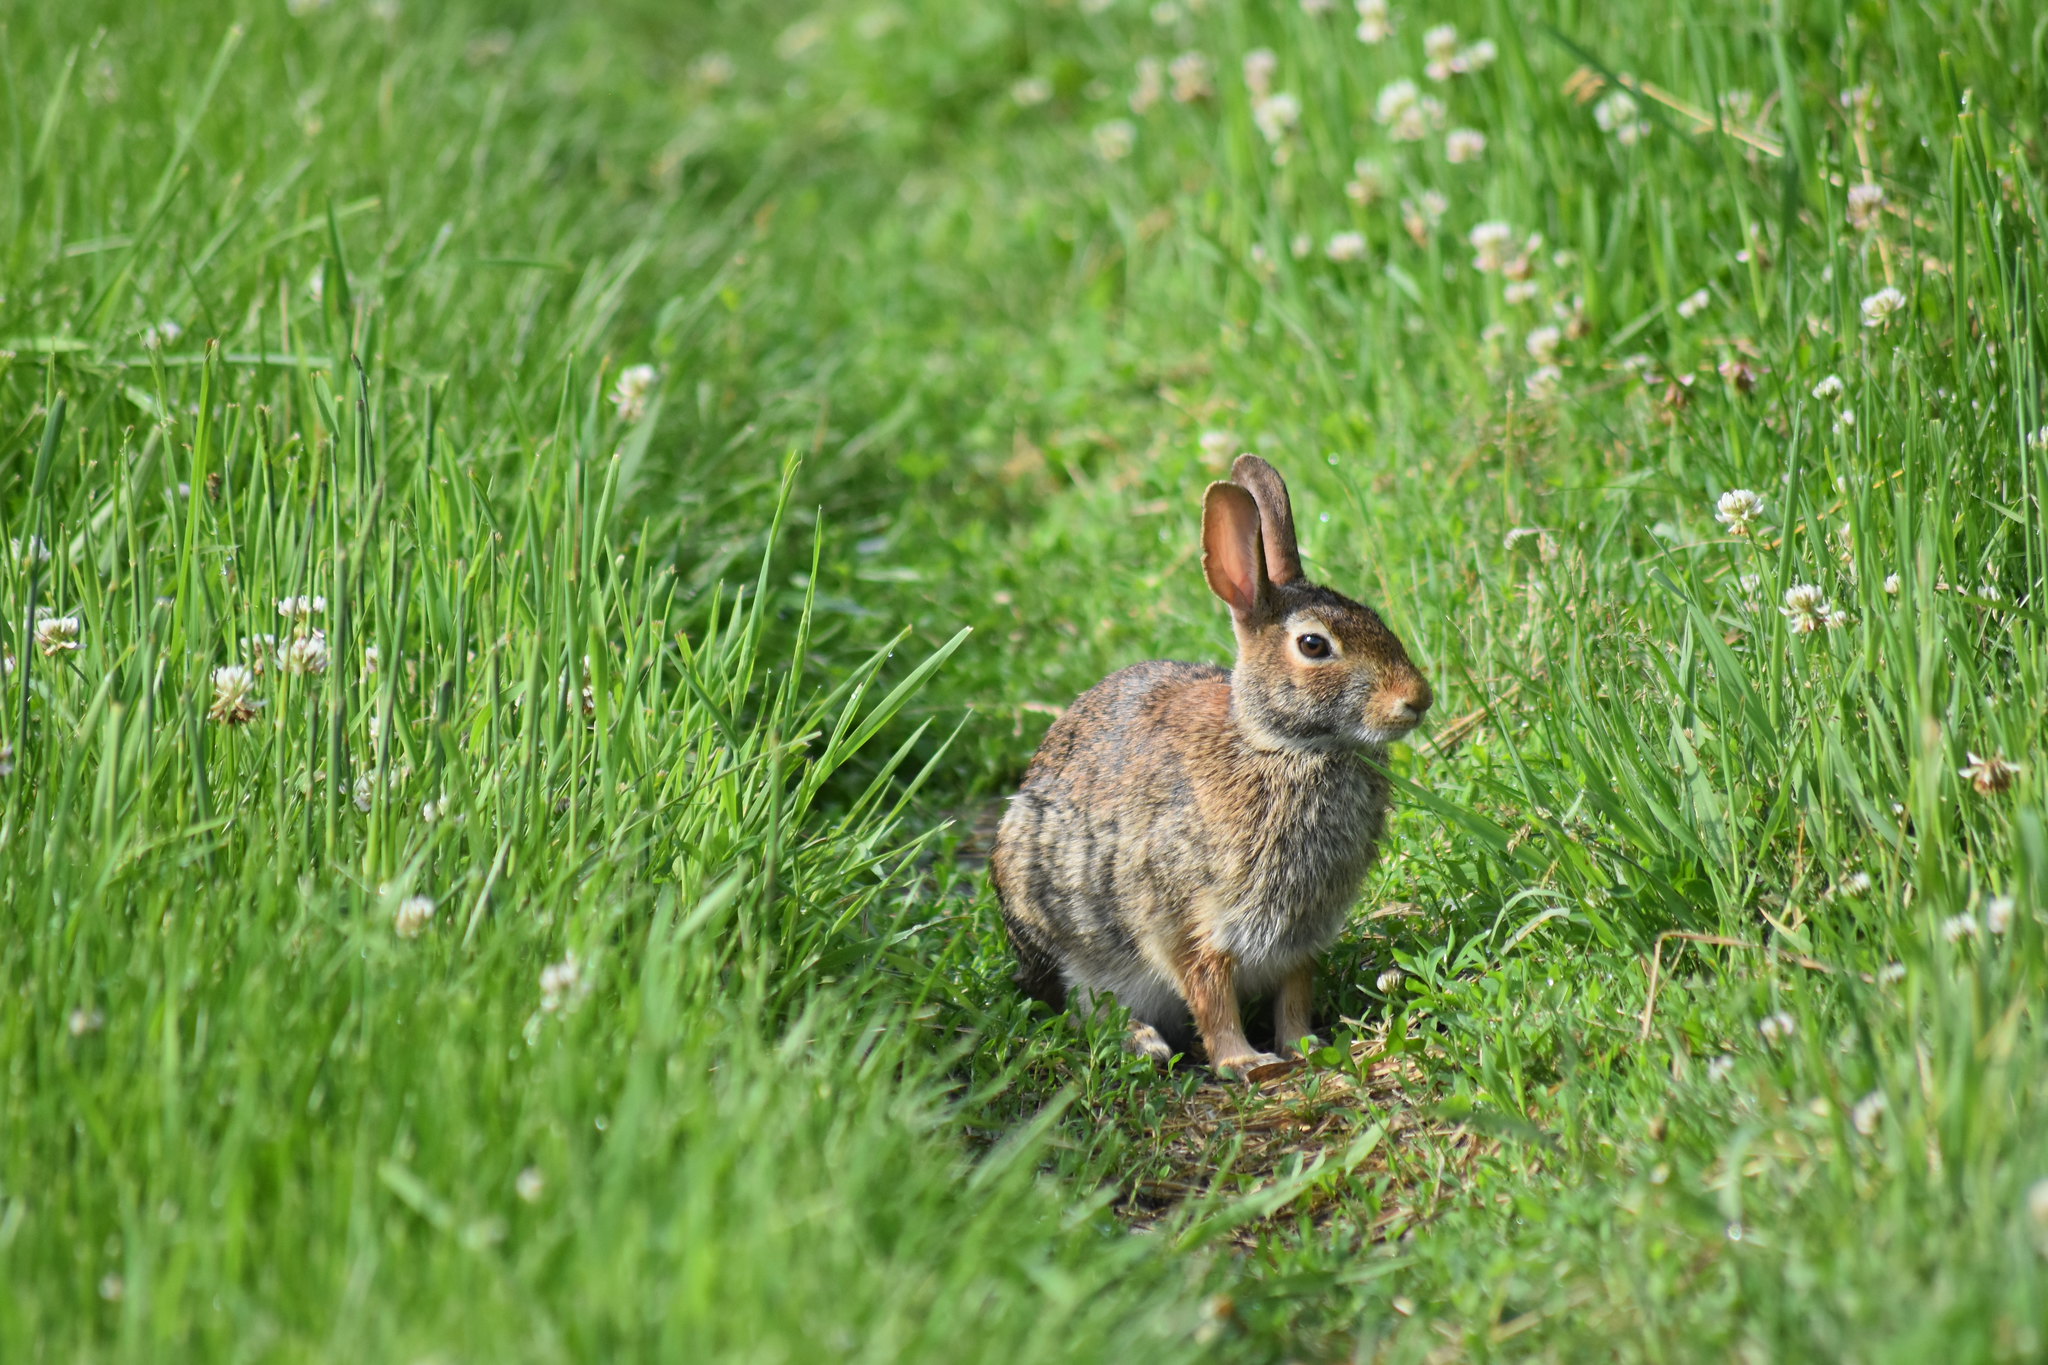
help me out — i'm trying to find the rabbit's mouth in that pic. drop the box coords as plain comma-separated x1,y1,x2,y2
1355,717,1422,745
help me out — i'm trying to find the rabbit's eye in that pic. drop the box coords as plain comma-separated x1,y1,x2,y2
1296,633,1332,659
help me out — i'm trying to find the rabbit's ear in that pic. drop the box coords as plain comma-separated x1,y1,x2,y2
1229,455,1303,586
1203,481,1269,618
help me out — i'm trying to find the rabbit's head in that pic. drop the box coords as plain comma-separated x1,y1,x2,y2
1202,455,1432,751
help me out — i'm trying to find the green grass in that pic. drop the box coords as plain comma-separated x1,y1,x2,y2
4,0,2048,1360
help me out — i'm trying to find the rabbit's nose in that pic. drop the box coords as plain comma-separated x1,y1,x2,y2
1391,676,1433,721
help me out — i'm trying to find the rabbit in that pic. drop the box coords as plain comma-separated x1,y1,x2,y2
991,455,1432,1077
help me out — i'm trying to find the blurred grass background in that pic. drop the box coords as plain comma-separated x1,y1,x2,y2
3,0,2046,1360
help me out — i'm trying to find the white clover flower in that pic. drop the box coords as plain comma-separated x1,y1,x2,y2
1353,0,1391,43
393,896,435,939
1676,288,1711,320
1883,573,1901,594
283,630,330,676
1325,231,1368,263
1250,94,1299,145
1344,159,1387,205
1593,88,1649,144
1523,365,1563,401
1758,1011,1797,1043
1851,1091,1887,1135
1524,325,1562,364
1374,967,1404,992
610,364,658,422
1445,128,1487,163
1960,751,2021,795
1374,78,1420,125
1876,961,1906,985
1012,75,1054,108
1812,374,1845,401
1422,23,1458,79
1468,220,1515,273
68,1007,105,1037
516,1167,546,1203
2028,426,2048,453
34,613,81,656
1093,118,1138,160
1168,51,1212,103
1459,39,1497,72
363,644,381,675
1129,59,1164,114
1846,182,1885,231
141,320,183,351
1861,287,1907,329
1714,489,1766,535
11,535,51,567
352,771,377,813
1290,232,1314,260
1835,871,1873,898
1300,0,1337,13
422,795,449,824
1986,896,2016,935
1833,408,1857,435
2029,1178,2048,1235
1504,280,1539,306
276,595,326,623
1705,1054,1736,1081
1780,583,1839,634
0,738,13,777
540,953,585,1013
1242,48,1279,98
1941,913,1980,942
207,665,262,725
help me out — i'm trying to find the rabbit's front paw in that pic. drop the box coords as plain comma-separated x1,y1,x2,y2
1126,1021,1176,1065
1212,1050,1286,1080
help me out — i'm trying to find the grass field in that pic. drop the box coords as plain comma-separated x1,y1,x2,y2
4,0,2047,1359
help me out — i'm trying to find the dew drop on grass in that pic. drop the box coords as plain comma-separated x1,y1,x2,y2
594,1115,609,1132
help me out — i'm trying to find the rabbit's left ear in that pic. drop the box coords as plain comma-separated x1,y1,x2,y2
1203,481,1269,620
1230,455,1303,586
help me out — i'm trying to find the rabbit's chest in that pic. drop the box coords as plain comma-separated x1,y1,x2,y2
1212,758,1387,972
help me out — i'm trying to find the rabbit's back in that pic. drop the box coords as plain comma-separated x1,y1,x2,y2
993,662,1226,1002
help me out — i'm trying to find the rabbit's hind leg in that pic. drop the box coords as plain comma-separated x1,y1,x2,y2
1273,961,1320,1059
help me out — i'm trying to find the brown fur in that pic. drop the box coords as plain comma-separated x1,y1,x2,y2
992,456,1431,1075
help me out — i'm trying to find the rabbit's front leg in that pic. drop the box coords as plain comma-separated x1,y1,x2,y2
1182,945,1280,1076
1274,962,1318,1059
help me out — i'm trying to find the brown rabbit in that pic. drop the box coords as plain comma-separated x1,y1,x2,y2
991,455,1431,1076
